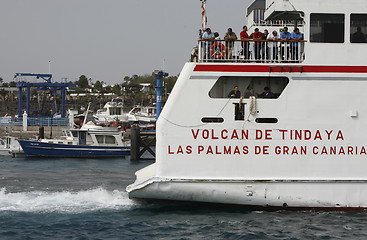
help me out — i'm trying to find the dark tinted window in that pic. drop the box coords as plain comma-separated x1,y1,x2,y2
350,14,367,43
209,76,289,99
310,14,344,43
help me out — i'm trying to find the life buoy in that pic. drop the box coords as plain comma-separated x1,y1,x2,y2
210,42,226,59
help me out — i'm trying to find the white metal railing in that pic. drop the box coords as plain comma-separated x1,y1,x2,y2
250,8,305,27
196,39,306,63
252,8,265,25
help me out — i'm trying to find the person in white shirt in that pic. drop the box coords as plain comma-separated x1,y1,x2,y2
267,30,280,61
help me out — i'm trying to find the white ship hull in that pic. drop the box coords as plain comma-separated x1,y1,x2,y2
129,180,367,209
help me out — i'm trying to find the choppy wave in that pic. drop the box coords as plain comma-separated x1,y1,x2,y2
0,187,137,213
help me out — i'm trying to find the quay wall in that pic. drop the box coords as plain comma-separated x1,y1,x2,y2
0,125,63,139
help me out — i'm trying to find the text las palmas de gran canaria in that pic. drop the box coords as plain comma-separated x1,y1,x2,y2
167,129,367,155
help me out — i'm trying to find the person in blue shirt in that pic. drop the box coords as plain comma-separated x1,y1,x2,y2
228,86,241,98
290,28,303,61
280,26,292,61
201,28,215,60
280,26,291,40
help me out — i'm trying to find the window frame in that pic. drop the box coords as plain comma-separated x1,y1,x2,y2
310,13,345,43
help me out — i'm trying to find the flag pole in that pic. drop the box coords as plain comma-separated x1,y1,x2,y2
201,0,207,31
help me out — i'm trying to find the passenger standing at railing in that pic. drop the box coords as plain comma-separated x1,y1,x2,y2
250,28,263,60
240,26,250,59
267,30,280,61
214,32,220,40
224,28,237,60
280,26,291,61
291,28,303,61
201,28,215,60
261,29,269,61
198,29,203,39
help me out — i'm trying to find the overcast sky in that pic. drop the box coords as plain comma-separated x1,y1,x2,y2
0,0,252,84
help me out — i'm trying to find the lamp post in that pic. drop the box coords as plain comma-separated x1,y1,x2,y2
153,70,168,120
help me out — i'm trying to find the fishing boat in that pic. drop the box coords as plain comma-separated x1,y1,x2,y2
127,0,367,209
19,121,130,158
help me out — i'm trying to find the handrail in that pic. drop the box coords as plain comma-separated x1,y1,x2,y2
195,39,306,63
198,39,307,43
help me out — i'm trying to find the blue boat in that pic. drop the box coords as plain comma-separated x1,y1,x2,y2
19,122,130,158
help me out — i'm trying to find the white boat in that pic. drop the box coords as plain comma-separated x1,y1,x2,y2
94,98,128,123
127,0,367,209
127,106,157,123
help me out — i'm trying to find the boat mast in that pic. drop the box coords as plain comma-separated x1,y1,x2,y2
82,102,91,127
200,0,207,31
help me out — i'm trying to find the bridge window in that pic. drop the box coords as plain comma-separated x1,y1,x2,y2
209,76,289,99
310,14,344,43
110,107,122,115
350,14,367,43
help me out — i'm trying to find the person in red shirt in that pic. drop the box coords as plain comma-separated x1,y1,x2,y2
240,26,250,59
250,28,263,60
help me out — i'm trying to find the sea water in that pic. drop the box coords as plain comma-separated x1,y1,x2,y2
0,155,367,240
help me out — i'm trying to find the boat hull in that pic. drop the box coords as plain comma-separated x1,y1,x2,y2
0,149,10,155
128,177,367,209
19,140,130,158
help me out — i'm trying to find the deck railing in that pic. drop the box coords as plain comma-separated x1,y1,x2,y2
0,116,69,126
195,39,306,63
249,8,304,27
27,117,69,126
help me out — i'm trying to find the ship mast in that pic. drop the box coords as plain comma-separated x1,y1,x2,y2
200,0,207,31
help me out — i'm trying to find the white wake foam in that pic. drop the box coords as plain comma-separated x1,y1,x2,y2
0,187,138,213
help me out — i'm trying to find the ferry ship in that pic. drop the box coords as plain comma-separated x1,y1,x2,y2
127,0,367,209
